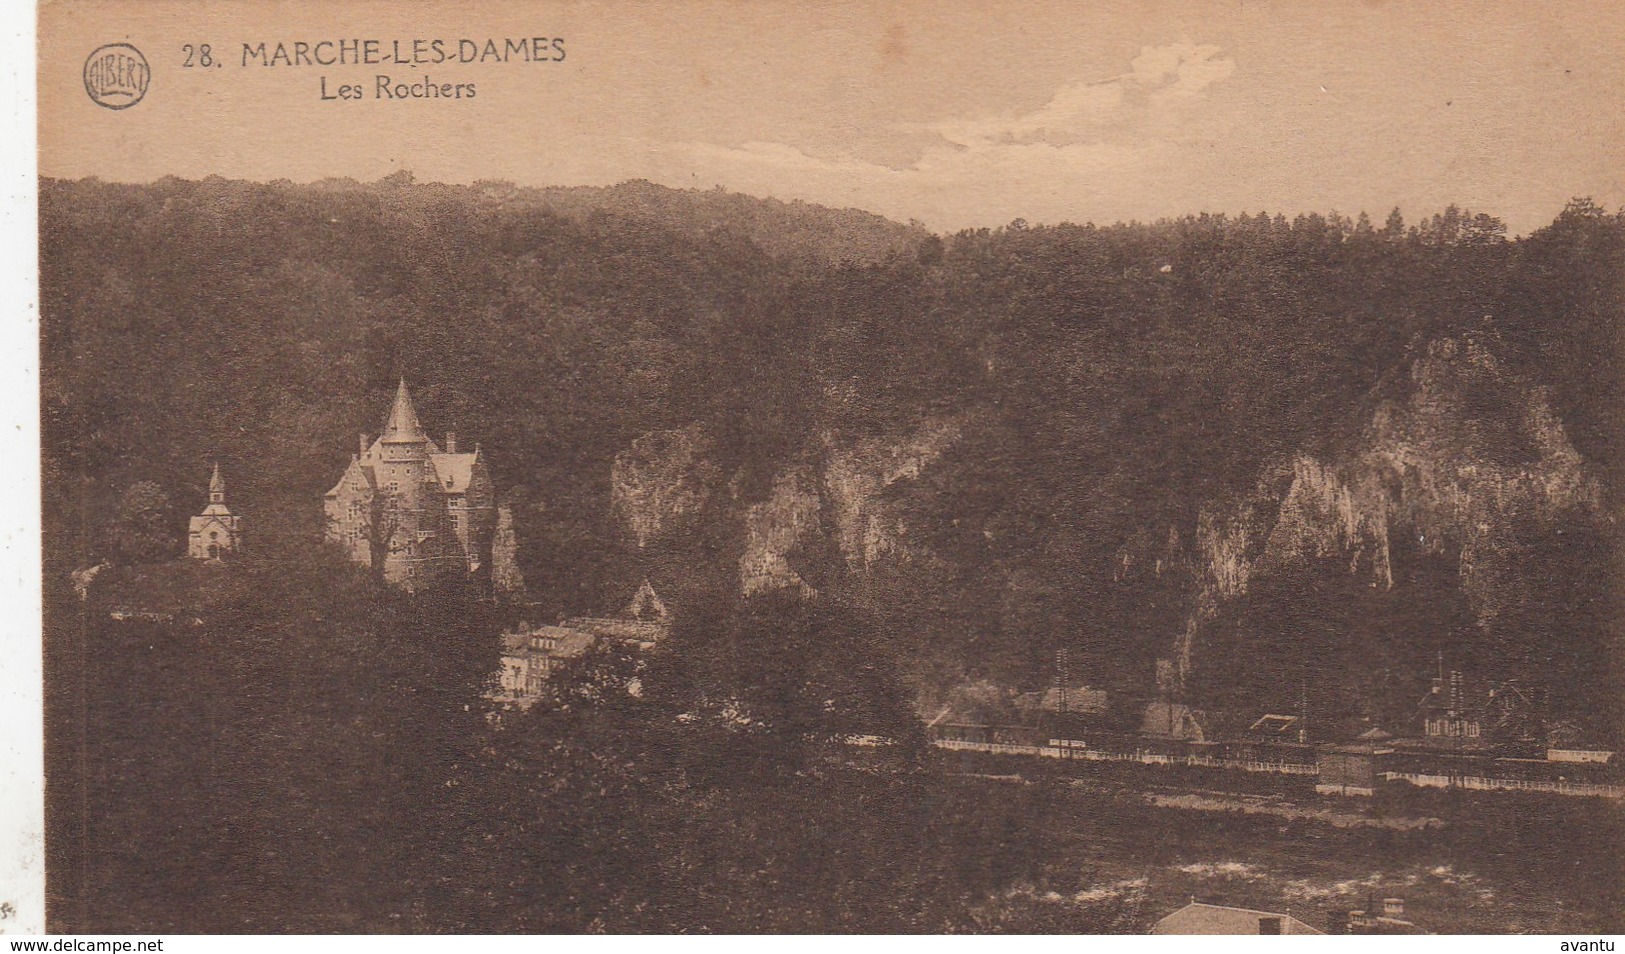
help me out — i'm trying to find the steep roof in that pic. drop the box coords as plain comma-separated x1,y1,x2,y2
428,453,478,493
1249,714,1301,735
1152,902,1322,935
551,630,597,660
199,462,233,515
365,435,441,459
626,579,668,621
189,512,236,530
1141,701,1208,740
325,455,378,497
381,378,427,443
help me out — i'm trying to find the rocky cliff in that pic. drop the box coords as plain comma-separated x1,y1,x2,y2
1130,330,1605,692
609,423,723,550
821,414,972,569
609,413,973,597
604,327,1611,730
492,502,526,598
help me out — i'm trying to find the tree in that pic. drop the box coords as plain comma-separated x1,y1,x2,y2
1382,207,1406,240
1555,195,1609,224
105,481,178,564
1463,211,1508,245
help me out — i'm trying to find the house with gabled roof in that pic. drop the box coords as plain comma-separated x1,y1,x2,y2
563,579,672,648
1151,901,1322,935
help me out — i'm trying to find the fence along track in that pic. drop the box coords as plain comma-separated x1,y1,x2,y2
931,738,1623,799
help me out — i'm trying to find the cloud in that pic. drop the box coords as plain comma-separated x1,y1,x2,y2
1129,41,1237,96
930,41,1236,149
643,41,1235,230
932,80,1124,148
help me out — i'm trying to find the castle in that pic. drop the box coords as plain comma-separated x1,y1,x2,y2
188,462,242,560
324,380,496,590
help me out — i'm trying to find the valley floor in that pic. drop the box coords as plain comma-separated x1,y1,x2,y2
46,600,1623,934
931,753,1624,934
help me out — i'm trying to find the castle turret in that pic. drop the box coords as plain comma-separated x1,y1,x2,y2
379,379,431,460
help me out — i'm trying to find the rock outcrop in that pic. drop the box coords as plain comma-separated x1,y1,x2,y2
740,465,822,597
610,423,722,550
822,414,970,568
611,413,970,598
492,502,526,598
1147,331,1603,688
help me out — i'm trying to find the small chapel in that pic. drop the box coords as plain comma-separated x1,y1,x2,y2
188,463,242,560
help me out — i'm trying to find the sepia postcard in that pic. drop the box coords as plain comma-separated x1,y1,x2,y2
18,0,1625,938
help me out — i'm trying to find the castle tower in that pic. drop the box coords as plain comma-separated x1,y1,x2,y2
369,379,444,586
325,379,498,591
380,379,428,450
188,462,242,560
374,379,432,482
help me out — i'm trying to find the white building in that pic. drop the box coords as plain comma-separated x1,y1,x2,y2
188,463,241,560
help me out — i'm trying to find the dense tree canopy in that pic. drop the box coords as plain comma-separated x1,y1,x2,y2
41,178,1623,720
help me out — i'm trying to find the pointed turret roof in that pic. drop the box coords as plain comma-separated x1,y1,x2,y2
381,378,427,443
626,579,668,621
209,461,225,494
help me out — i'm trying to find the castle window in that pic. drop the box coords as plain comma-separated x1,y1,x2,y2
388,480,400,494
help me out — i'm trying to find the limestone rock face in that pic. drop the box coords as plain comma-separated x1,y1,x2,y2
611,414,968,599
492,502,525,598
740,466,822,597
610,423,722,550
1138,332,1603,687
823,414,968,569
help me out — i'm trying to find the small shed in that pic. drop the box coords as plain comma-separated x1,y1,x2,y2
1316,744,1380,796
1141,701,1208,742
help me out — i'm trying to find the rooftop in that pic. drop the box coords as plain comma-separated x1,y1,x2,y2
1151,901,1323,936
380,378,426,443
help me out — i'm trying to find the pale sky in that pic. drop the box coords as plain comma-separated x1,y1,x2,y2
39,0,1625,233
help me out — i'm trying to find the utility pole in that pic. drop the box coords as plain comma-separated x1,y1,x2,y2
1298,680,1310,745
1055,646,1069,716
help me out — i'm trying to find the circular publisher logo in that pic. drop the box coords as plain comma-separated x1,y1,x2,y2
84,43,150,110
